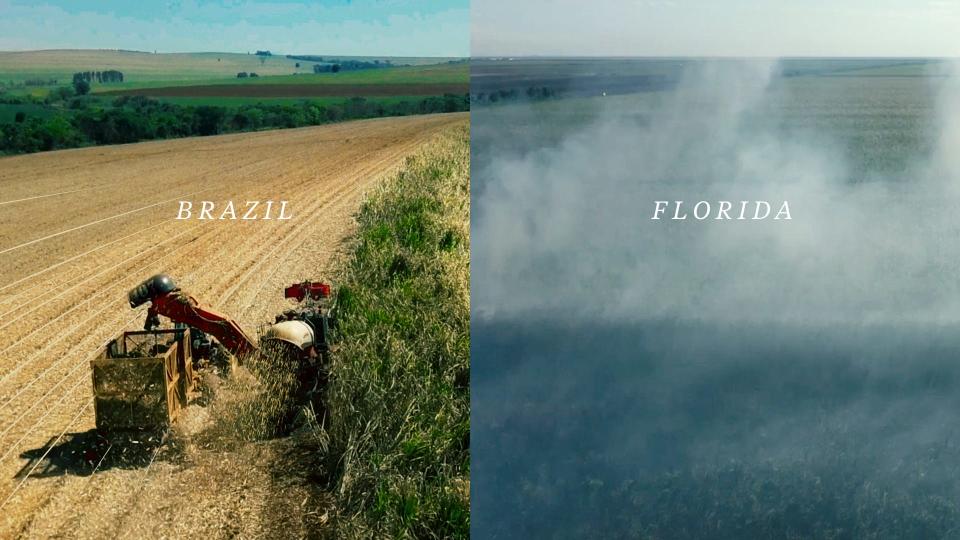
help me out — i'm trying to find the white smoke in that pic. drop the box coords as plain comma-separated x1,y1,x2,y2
472,60,960,536
473,59,960,326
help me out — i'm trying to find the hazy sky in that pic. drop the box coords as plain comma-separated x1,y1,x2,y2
473,0,960,57
0,0,469,56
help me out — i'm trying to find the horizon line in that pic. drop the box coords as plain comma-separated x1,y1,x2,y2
0,47,465,58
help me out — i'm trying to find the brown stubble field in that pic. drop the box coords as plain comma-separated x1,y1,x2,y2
0,112,467,538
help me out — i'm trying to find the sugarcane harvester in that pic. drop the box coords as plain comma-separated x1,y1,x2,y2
90,273,335,433
128,273,334,364
129,274,257,364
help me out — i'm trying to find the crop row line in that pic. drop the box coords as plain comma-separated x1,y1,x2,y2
0,223,201,336
0,188,213,256
0,219,175,309
0,226,204,386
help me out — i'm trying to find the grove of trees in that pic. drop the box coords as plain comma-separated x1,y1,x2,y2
313,64,341,73
300,57,399,72
73,70,124,84
73,79,90,95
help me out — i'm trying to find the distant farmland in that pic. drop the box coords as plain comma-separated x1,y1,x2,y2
102,82,468,98
94,63,468,91
0,49,468,155
469,57,941,104
0,50,467,101
0,49,460,83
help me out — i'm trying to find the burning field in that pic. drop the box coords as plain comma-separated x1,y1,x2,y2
471,58,960,537
0,112,466,537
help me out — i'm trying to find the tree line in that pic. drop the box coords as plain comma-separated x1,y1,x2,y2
471,86,558,104
288,55,404,73
73,70,125,84
16,78,59,87
313,64,341,73
0,94,468,155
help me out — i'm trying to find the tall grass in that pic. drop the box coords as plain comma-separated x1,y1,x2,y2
320,124,470,538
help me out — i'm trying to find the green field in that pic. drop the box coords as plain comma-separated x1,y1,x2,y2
0,49,466,102
94,63,468,92
149,95,426,107
0,103,56,122
0,49,461,84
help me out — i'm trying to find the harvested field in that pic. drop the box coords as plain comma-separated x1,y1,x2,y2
103,82,469,98
0,111,467,538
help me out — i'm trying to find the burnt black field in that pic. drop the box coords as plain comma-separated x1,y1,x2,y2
472,58,960,538
473,321,960,538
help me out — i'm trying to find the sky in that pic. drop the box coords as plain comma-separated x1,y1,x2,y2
472,0,960,57
0,0,469,56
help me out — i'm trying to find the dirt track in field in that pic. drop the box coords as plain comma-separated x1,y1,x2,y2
103,82,469,97
0,112,467,538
